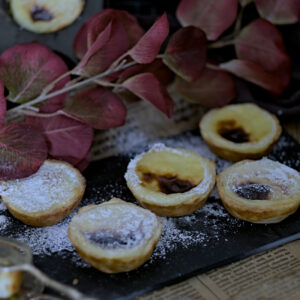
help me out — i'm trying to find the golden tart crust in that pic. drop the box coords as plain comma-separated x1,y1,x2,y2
68,198,162,273
199,103,282,161
0,160,85,227
10,0,85,33
125,144,216,217
217,158,300,223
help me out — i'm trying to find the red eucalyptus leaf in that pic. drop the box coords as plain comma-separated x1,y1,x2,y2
172,68,236,107
163,26,207,82
73,9,144,75
74,9,144,59
76,19,129,76
220,59,285,95
0,123,47,180
235,19,291,88
122,73,173,117
63,87,127,130
75,150,92,172
26,115,94,166
0,79,7,126
176,0,238,40
76,21,113,71
254,0,300,24
0,42,70,104
127,13,169,64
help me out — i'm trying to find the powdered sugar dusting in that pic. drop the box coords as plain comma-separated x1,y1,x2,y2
0,131,297,273
0,161,83,213
71,203,159,249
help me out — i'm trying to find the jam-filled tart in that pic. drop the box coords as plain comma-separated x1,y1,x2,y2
68,198,162,273
199,103,282,161
0,160,85,227
125,144,216,217
217,158,300,223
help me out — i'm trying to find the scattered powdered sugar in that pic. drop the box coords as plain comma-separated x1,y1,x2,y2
12,213,74,256
0,215,8,230
0,200,7,212
0,161,82,213
0,130,297,272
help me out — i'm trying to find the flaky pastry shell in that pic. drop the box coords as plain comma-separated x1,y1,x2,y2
217,158,300,223
0,160,85,227
125,144,216,217
200,103,282,161
68,198,162,273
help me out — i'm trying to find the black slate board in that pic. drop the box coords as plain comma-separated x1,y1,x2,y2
1,129,295,300
0,1,300,299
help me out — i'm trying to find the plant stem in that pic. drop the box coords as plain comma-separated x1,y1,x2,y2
94,79,122,88
8,61,137,114
234,6,245,36
208,39,235,49
206,63,223,71
41,70,73,97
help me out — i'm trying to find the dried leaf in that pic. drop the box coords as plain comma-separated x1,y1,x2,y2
220,59,285,95
172,68,236,106
235,19,291,88
0,79,7,126
0,42,70,104
63,88,127,130
127,13,169,64
0,123,47,180
76,19,129,76
163,26,207,82
26,115,94,166
122,73,173,117
75,150,92,172
176,0,238,40
254,0,300,24
73,9,144,59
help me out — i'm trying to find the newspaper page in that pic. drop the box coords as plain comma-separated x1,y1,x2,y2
138,239,300,300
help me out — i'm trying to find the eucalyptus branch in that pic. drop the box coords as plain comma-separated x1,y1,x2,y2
208,39,235,49
8,60,137,114
206,63,223,71
94,79,122,88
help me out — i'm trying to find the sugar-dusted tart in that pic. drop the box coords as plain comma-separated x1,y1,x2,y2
125,144,216,217
10,0,85,33
0,160,85,227
199,103,282,161
68,198,162,273
217,158,300,223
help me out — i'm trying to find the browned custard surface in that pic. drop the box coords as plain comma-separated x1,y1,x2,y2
135,150,204,194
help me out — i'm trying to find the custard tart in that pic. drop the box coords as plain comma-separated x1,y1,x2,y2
125,144,216,217
68,198,162,273
10,0,85,33
199,103,282,161
0,160,85,226
217,158,300,223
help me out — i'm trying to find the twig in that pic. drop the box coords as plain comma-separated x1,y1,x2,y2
234,6,245,36
208,39,235,49
8,61,137,114
206,63,223,71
